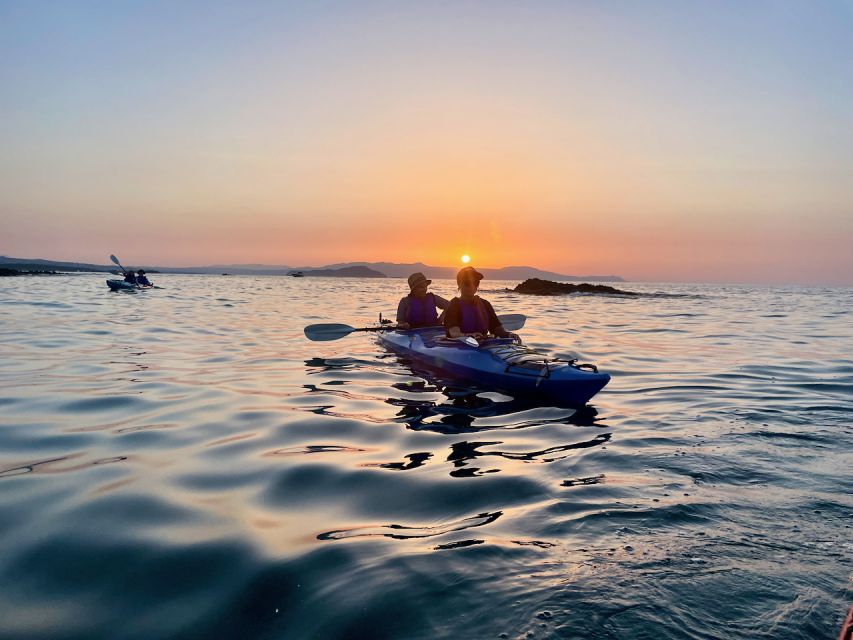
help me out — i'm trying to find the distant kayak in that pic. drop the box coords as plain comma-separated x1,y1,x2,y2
106,279,154,291
378,327,609,405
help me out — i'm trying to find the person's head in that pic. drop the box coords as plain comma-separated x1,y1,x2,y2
137,269,145,275
456,266,483,298
407,272,431,297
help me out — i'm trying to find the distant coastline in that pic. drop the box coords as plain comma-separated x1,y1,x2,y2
287,266,385,278
0,267,60,277
0,256,624,282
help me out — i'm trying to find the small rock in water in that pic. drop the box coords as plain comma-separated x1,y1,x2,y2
510,278,638,296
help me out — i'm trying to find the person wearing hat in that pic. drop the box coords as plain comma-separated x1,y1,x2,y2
444,266,520,342
136,269,152,287
396,272,450,329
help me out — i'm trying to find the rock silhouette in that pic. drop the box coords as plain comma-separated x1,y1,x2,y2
510,278,637,296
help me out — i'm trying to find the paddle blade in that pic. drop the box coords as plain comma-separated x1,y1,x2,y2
304,323,356,341
498,313,526,331
109,254,128,273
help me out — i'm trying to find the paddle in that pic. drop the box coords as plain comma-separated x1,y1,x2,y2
304,314,527,342
110,254,128,275
497,313,526,332
304,324,388,341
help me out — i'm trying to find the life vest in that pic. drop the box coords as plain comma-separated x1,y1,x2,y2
406,293,439,327
458,297,489,334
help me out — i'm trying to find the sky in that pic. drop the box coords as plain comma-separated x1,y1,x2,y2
1,0,852,284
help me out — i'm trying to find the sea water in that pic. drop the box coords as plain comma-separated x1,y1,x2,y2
0,274,851,639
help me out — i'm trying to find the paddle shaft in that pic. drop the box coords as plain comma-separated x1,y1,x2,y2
110,254,128,275
304,314,525,342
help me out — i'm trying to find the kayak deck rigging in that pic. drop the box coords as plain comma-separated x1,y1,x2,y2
479,341,600,376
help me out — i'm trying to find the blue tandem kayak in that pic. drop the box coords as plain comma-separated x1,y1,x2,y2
106,279,153,291
378,327,610,405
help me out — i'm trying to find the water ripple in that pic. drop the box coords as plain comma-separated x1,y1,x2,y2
1,275,851,639
318,511,503,540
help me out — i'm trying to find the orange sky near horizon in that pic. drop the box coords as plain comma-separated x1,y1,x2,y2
2,1,852,285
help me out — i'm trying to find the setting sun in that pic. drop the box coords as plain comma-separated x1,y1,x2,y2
461,254,471,264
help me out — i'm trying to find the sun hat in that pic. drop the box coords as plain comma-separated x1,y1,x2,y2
456,266,484,285
407,272,431,290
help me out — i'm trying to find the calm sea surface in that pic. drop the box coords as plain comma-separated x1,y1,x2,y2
1,274,851,639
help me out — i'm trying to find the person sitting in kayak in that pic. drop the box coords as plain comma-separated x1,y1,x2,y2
396,272,449,329
136,270,152,286
123,270,138,285
444,266,520,342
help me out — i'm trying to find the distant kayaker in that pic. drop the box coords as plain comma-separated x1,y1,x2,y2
444,266,521,342
396,272,449,329
136,270,152,287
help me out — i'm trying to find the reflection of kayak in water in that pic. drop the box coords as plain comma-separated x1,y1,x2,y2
378,327,610,406
841,604,853,640
106,279,154,291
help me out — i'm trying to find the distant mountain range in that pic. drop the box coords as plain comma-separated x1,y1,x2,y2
289,265,386,278
314,262,624,282
0,256,624,281
0,256,118,272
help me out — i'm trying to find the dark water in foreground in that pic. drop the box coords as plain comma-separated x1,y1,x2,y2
1,274,851,639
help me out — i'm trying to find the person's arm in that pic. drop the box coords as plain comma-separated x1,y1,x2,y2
435,294,449,325
444,299,462,337
493,323,520,341
396,297,410,329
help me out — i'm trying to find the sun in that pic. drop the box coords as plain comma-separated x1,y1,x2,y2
461,254,471,264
